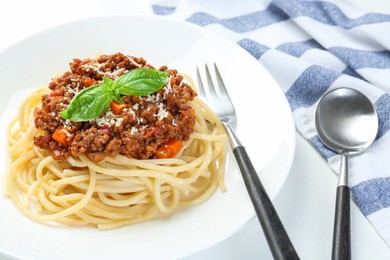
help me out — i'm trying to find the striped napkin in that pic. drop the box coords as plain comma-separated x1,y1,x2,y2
150,0,390,246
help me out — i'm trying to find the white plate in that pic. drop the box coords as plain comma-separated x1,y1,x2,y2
0,15,295,260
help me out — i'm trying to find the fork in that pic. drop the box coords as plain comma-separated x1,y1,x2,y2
196,64,299,260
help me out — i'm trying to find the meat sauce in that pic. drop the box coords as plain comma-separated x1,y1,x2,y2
33,53,197,162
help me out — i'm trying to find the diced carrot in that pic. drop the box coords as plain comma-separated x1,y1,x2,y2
52,126,71,146
110,100,127,115
52,90,62,96
155,140,183,159
84,78,96,87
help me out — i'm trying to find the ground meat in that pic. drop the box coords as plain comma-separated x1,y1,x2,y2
33,53,197,162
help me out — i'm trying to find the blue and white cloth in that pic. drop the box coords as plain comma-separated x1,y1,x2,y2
151,0,390,246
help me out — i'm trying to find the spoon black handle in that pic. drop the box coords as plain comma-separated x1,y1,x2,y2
332,185,351,260
233,146,300,260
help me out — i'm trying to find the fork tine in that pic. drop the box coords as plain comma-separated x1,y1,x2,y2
214,63,230,99
214,63,235,113
196,66,206,98
205,64,218,99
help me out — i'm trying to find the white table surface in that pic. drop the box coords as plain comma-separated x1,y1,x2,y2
0,1,389,259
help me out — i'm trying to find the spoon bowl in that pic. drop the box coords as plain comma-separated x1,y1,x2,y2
315,87,378,153
315,87,378,260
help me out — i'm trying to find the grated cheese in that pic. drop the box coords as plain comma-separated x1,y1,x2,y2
128,108,136,119
63,119,72,128
81,63,127,78
94,111,124,127
81,63,105,75
156,103,169,121
66,86,75,94
137,117,144,125
164,77,173,92
130,127,138,135
146,94,157,103
125,55,142,68
115,118,124,127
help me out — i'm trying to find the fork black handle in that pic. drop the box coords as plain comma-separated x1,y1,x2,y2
233,146,300,260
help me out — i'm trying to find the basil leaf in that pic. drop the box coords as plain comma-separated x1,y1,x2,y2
60,67,170,122
103,77,122,103
113,68,169,96
110,91,123,104
103,77,114,91
60,84,112,122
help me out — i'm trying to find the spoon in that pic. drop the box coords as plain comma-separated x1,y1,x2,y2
314,87,378,260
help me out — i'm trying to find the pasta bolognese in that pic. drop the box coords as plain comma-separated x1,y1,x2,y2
3,53,226,230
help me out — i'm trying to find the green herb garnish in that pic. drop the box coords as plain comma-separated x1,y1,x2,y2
60,68,169,122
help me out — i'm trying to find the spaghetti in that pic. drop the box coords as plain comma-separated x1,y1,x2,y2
3,54,226,230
